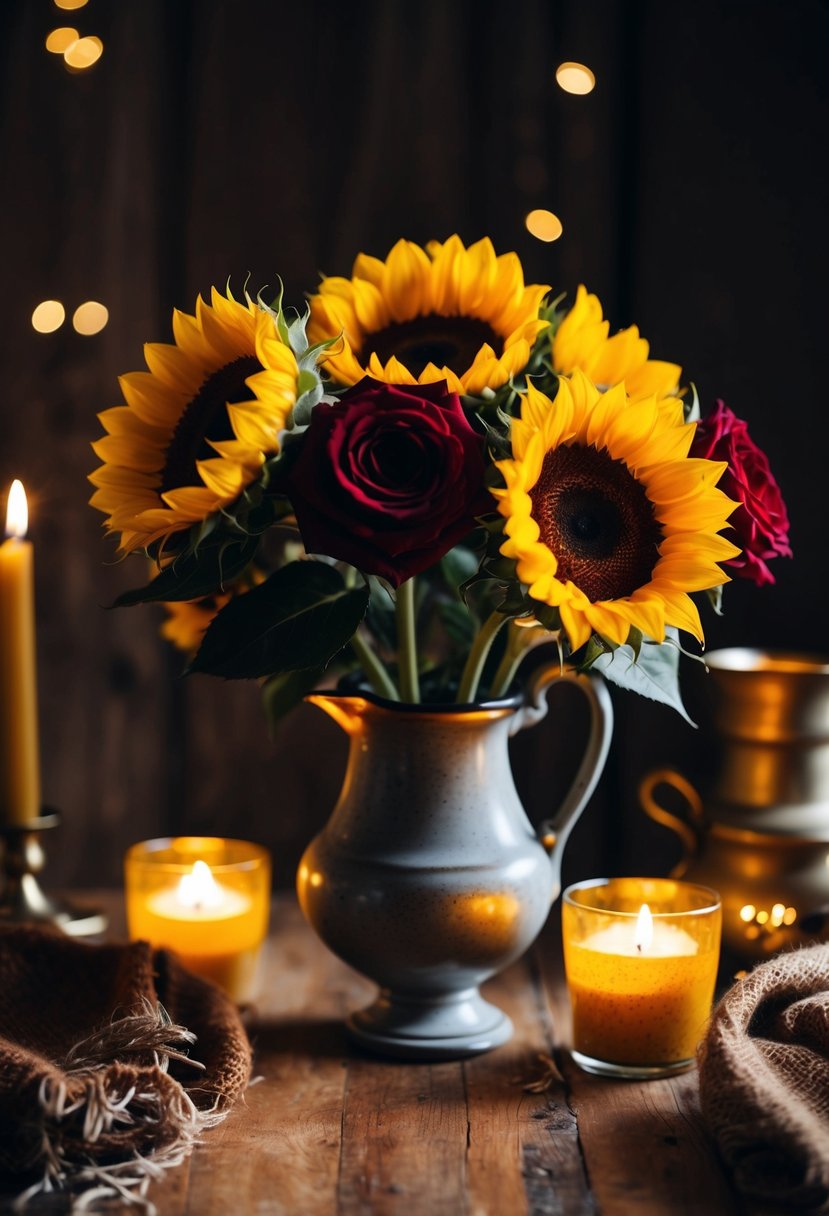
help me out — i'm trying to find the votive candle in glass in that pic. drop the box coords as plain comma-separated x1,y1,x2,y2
125,836,270,1004
562,877,721,1079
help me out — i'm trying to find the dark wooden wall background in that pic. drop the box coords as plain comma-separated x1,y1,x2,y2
0,0,826,890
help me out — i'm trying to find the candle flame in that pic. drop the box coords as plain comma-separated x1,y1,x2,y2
5,480,28,539
634,903,653,953
177,859,223,910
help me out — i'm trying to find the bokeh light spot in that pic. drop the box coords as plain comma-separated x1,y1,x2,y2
45,27,78,53
555,62,596,95
525,209,563,242
54,0,89,8
32,301,66,334
64,35,103,69
73,301,109,335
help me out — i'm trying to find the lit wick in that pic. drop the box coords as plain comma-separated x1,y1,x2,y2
634,903,653,955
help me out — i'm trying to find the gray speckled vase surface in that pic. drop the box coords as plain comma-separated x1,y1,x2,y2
297,666,613,1060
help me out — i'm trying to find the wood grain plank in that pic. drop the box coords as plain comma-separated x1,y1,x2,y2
338,1057,468,1216
157,899,371,1216
465,960,595,1216
560,1067,740,1216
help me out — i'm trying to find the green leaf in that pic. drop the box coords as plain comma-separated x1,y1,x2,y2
365,581,397,652
189,561,369,679
529,603,561,632
592,640,695,725
114,536,260,606
440,545,481,594
438,599,478,648
262,666,325,737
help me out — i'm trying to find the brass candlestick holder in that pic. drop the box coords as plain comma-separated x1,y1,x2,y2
0,812,107,935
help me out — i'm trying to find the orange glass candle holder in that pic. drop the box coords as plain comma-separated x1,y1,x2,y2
562,877,721,1079
125,836,271,1004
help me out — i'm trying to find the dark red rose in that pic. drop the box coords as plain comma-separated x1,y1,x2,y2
690,400,791,586
281,378,491,587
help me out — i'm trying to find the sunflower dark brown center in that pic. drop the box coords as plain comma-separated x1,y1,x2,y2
160,355,260,493
530,444,663,601
363,313,502,379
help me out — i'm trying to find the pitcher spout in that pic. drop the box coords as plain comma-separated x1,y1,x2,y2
305,692,372,735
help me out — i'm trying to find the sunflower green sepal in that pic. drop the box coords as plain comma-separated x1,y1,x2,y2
706,585,724,616
257,284,319,363
188,560,370,679
591,637,695,725
256,290,332,433
113,534,261,607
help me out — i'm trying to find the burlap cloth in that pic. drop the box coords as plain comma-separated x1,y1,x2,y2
698,943,829,1213
0,925,252,1210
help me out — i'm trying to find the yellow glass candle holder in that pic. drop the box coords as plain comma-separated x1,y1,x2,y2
562,877,721,1079
125,836,271,1004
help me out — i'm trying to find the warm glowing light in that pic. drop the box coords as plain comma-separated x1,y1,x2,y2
555,62,596,95
5,480,28,540
72,301,109,335
45,26,78,53
64,35,103,69
31,300,65,334
176,859,222,909
756,909,769,925
783,906,797,926
739,904,756,923
634,903,653,952
525,209,563,242
309,871,323,888
770,902,786,927
54,0,89,9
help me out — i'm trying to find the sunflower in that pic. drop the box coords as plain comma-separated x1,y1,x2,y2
492,370,740,651
89,289,302,554
160,567,265,655
307,235,550,396
161,596,227,656
553,285,682,401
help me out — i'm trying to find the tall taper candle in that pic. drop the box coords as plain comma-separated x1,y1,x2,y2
0,481,41,823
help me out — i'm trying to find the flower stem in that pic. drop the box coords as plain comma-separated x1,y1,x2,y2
396,577,421,703
350,629,400,701
490,622,532,698
457,610,508,704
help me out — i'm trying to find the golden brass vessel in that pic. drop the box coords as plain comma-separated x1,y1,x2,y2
639,648,829,961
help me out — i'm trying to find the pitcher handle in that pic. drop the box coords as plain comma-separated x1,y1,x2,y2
638,768,704,878
514,664,613,860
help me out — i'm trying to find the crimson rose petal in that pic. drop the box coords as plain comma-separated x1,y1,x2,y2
690,400,791,587
281,378,492,587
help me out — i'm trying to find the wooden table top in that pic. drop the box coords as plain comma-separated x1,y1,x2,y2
2,892,752,1216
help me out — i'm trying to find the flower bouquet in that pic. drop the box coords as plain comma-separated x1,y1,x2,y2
90,235,790,721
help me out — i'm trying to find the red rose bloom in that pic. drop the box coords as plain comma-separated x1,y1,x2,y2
282,379,491,587
690,400,791,586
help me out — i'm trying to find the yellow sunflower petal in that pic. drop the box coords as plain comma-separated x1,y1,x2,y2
119,372,189,428
309,234,549,392
493,372,739,651
553,287,681,402
382,239,433,323
90,289,302,553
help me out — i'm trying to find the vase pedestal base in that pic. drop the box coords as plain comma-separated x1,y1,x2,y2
346,986,513,1061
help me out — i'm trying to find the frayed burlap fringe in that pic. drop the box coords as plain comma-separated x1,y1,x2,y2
698,942,829,1214
13,999,228,1215
0,929,251,1214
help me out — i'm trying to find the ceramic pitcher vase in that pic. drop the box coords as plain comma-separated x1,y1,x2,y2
639,648,829,961
296,665,613,1060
